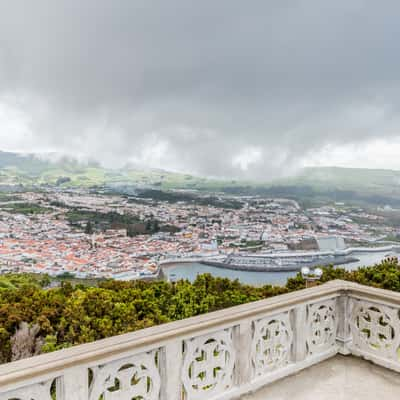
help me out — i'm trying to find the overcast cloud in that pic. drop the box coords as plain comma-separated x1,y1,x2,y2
1,0,400,179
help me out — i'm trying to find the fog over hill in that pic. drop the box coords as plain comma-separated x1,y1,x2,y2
1,151,400,207
2,1,400,178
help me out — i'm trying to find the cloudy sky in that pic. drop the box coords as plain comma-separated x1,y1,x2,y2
1,0,400,179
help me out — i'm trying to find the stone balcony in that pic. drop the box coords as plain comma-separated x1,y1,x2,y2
248,355,400,400
0,280,399,399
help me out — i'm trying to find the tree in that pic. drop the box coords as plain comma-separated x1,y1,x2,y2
11,322,43,361
145,220,152,232
85,221,94,235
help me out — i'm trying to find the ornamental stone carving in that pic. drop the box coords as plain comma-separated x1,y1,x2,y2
181,329,235,400
89,350,161,400
0,380,54,400
251,313,293,377
307,299,337,355
350,299,400,360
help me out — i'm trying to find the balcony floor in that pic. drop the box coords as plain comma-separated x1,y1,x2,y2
243,355,400,400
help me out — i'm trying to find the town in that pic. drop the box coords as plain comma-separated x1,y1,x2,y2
0,188,399,280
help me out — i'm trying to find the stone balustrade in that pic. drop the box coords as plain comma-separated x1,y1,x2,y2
0,280,399,400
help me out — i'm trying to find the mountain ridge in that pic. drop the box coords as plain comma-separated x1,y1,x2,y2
1,150,400,207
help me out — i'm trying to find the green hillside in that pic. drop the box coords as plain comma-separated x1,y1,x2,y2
0,151,239,190
1,151,400,206
283,167,400,193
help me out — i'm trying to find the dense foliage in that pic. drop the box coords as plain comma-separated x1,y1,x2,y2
1,259,400,363
134,189,244,209
65,208,178,236
0,202,50,215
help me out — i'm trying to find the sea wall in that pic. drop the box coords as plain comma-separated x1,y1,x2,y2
199,256,358,273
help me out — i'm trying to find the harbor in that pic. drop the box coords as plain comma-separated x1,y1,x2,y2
199,255,358,272
163,247,400,286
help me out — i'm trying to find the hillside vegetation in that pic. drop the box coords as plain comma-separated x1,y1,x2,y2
2,151,400,206
1,260,400,363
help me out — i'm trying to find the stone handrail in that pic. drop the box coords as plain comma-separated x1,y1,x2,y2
0,280,399,399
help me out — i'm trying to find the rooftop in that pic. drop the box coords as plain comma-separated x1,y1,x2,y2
248,355,400,400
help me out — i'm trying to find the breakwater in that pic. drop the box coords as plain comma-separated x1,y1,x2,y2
335,245,400,256
199,256,359,272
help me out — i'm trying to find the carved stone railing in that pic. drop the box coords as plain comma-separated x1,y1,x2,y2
0,280,399,400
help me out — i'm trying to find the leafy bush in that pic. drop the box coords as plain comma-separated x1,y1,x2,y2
0,259,400,363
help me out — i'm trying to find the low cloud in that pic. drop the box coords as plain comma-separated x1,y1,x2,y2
1,0,400,179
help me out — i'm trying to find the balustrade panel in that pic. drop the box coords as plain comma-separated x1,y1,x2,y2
89,349,161,400
0,379,57,400
181,328,236,400
350,298,400,362
251,311,293,378
306,299,337,356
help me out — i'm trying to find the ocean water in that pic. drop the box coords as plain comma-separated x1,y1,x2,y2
163,250,393,286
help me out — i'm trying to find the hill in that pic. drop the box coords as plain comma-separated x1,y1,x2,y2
281,167,400,196
0,151,248,190
1,151,400,206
